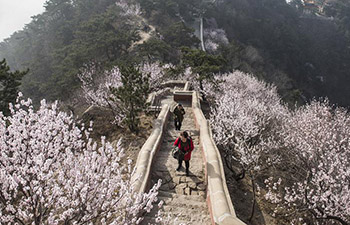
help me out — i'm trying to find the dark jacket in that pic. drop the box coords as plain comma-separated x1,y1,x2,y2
173,137,194,160
173,106,185,122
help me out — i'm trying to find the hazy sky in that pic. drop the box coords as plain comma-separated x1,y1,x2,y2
0,0,46,42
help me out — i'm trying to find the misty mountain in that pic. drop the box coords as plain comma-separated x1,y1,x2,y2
0,0,349,107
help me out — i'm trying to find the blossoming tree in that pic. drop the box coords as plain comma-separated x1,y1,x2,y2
0,94,161,224
204,28,229,53
209,71,287,176
265,100,350,225
139,62,172,93
78,62,168,127
208,71,288,220
78,62,124,124
206,70,350,224
115,0,141,17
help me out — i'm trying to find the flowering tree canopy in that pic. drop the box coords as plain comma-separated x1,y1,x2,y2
206,70,350,224
209,71,288,176
207,71,289,220
265,100,350,225
0,94,161,224
204,28,229,53
78,62,168,126
115,0,141,17
139,62,172,92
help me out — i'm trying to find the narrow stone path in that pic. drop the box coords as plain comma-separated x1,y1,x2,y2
143,104,211,225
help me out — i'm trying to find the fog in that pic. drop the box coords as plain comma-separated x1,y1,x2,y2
0,0,46,41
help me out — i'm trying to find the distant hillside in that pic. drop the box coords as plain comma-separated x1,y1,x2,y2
0,0,143,102
1,0,350,107
203,0,350,106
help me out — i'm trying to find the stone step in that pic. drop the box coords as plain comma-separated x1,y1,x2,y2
161,144,194,150
142,194,210,224
160,204,208,217
158,196,207,209
143,206,211,224
143,215,210,225
158,190,206,201
162,206,210,222
152,169,206,181
163,135,200,140
144,105,210,224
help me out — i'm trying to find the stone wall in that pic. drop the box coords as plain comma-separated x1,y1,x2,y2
192,91,246,225
132,80,188,193
133,81,247,225
131,104,170,193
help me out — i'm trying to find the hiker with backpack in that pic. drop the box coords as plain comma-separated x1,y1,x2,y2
173,131,194,176
173,103,185,130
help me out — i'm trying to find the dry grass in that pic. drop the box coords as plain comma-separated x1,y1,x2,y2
80,106,155,168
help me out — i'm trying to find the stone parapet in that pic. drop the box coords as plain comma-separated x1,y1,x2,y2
192,91,246,225
173,90,193,101
184,81,190,91
161,80,187,89
146,92,156,106
131,104,170,193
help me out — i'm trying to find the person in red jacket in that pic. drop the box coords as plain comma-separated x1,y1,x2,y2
173,131,194,176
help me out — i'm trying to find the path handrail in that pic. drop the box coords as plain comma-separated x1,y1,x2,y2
133,80,190,193
192,91,246,225
184,81,190,91
131,104,170,193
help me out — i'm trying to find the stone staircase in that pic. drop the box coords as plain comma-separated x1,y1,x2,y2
142,105,211,225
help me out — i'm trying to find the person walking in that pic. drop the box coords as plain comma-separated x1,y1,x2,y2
173,103,185,130
173,131,194,176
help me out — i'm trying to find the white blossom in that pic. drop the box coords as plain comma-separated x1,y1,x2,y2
204,28,229,53
265,100,350,224
115,0,141,17
0,95,161,224
209,71,287,173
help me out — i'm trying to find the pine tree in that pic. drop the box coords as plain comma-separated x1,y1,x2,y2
0,59,27,115
111,65,150,133
180,47,225,91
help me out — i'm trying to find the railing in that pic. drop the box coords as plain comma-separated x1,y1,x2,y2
133,82,246,225
132,80,188,193
192,91,246,225
131,104,170,193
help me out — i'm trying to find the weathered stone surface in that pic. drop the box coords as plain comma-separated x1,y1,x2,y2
180,176,186,183
142,105,211,225
154,171,163,178
173,176,180,184
188,182,196,189
163,205,173,212
168,182,176,190
196,180,204,185
177,183,187,189
185,187,191,195
175,186,184,195
164,174,172,183
198,191,206,198
160,183,171,191
185,176,195,183
197,183,206,191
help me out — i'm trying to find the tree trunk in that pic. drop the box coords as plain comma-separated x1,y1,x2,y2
222,152,245,181
199,79,204,91
235,169,245,181
249,172,256,222
314,214,349,225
